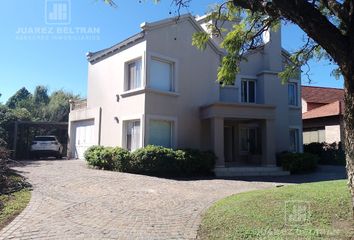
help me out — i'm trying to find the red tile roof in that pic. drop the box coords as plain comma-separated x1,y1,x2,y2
303,100,344,119
302,86,344,104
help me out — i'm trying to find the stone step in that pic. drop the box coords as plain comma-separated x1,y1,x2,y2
214,167,290,177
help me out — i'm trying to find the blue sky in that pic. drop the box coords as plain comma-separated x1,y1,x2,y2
0,0,344,102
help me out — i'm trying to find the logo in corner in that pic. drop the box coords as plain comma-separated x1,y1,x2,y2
45,0,71,25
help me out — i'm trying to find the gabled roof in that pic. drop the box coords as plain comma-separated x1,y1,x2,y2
87,32,145,64
302,86,344,104
87,14,224,64
141,13,223,56
303,100,344,119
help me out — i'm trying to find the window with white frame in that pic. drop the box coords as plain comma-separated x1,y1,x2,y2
150,58,174,92
289,128,300,152
288,82,298,106
241,79,256,103
125,58,142,91
125,120,140,151
148,120,173,148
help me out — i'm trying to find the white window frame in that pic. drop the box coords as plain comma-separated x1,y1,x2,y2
146,115,177,148
121,115,144,151
124,57,144,92
240,79,256,103
147,52,178,93
288,81,299,106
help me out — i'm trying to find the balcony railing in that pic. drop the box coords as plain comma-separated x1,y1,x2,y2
70,99,87,111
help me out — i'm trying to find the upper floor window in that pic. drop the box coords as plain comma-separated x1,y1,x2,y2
126,58,142,91
289,128,300,152
288,82,298,106
150,58,174,92
241,79,256,103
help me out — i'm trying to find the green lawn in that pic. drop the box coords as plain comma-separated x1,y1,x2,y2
0,174,31,230
198,180,353,240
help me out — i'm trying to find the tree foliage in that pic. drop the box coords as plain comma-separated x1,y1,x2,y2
0,87,79,146
6,87,32,109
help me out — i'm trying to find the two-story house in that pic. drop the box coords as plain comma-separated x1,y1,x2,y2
68,14,302,176
302,86,344,144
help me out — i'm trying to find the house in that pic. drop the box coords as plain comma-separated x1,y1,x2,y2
68,14,303,176
302,86,345,144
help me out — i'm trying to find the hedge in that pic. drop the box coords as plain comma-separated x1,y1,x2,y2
84,145,216,177
304,142,345,165
278,152,319,174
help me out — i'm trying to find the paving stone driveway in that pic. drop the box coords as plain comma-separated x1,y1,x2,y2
0,160,278,240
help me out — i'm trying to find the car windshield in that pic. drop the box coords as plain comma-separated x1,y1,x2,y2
34,136,56,142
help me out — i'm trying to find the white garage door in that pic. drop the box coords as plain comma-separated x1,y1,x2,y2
74,120,95,159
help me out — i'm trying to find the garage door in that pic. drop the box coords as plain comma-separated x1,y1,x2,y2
74,120,95,159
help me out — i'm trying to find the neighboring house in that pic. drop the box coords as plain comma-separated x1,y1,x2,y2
302,86,345,144
68,14,302,176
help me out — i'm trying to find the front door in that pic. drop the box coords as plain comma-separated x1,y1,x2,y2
240,127,258,154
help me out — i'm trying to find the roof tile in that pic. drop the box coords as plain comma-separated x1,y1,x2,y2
302,86,344,104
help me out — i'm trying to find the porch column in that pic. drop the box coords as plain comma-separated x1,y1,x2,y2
262,119,276,166
211,117,225,167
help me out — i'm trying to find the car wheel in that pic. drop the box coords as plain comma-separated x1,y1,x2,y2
56,153,62,159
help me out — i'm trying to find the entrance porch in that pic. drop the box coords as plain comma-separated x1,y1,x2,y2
200,102,289,176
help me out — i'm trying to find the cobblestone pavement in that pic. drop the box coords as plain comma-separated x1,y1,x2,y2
0,160,278,240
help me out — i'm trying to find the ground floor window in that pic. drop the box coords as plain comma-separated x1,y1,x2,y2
125,120,140,151
148,120,173,148
289,128,300,152
303,127,325,144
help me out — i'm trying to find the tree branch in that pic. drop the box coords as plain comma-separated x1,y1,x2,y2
232,0,349,67
320,0,349,27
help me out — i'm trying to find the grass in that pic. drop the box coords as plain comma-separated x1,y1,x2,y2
0,174,31,230
198,180,354,240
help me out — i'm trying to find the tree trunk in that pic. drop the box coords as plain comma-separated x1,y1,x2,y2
343,71,354,218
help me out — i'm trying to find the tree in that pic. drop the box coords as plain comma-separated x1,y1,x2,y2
33,86,49,105
104,0,354,213
45,90,78,122
0,105,31,147
6,87,32,109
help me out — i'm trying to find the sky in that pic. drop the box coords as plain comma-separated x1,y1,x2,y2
0,0,344,103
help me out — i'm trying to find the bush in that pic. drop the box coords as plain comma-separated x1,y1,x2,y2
84,145,106,169
84,146,131,171
279,152,319,174
85,145,216,177
130,145,180,176
111,147,131,172
176,149,215,175
304,142,345,165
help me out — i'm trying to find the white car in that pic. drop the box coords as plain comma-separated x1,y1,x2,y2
30,136,63,159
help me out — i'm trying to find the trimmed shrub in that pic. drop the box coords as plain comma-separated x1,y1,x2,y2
84,146,131,171
111,147,131,172
279,152,319,174
85,145,216,177
176,149,215,175
84,146,110,169
130,145,179,176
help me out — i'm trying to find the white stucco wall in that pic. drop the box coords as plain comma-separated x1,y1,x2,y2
87,41,147,147
69,15,303,155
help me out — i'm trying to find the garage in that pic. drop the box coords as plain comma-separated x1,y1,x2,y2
72,119,96,159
